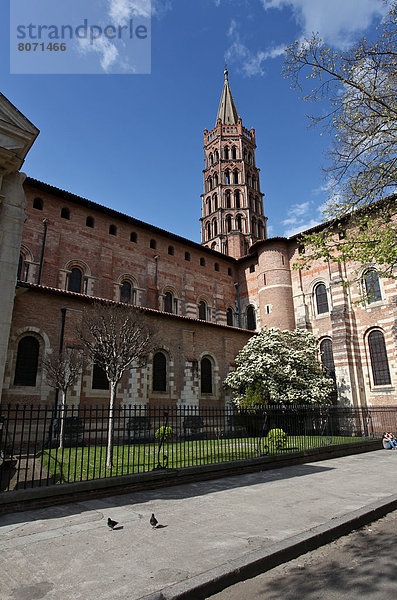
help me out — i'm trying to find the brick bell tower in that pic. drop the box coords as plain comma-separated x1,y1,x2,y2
201,68,267,258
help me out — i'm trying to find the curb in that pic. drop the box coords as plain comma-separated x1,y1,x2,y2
138,494,397,600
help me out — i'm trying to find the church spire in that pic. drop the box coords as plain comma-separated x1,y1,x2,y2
216,67,239,125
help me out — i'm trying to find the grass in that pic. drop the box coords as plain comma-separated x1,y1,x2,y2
40,434,367,485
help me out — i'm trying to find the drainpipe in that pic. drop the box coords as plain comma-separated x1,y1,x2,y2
234,282,241,328
37,218,48,284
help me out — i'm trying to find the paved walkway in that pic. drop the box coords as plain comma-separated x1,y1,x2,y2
1,450,397,600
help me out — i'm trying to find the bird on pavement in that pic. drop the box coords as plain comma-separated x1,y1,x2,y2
107,517,118,530
150,513,158,528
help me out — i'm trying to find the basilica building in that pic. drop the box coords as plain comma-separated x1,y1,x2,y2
0,71,395,410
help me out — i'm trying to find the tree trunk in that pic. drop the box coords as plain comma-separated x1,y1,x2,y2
106,382,117,468
59,390,66,450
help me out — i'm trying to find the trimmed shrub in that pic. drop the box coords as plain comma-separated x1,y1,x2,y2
155,426,174,441
268,428,287,449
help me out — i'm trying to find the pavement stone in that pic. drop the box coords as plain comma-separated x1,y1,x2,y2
1,450,397,600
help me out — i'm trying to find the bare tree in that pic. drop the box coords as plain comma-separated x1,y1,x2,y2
283,1,397,277
43,349,83,449
78,303,155,468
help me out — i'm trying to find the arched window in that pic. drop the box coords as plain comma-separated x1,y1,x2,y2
251,217,257,237
231,146,237,160
61,207,70,219
224,146,229,160
210,153,214,166
212,218,218,236
120,280,132,304
213,194,218,210
315,283,329,315
201,357,213,394
248,152,252,164
206,222,211,240
236,214,243,232
14,336,40,386
212,243,217,251
225,190,231,208
164,291,174,313
364,270,382,303
258,221,263,239
235,190,240,208
226,215,232,233
320,339,335,377
215,150,219,163
368,330,391,386
86,216,94,228
214,261,219,271
233,170,239,184
153,352,167,392
33,197,43,210
246,305,256,330
92,364,109,390
198,300,207,321
17,252,30,281
68,267,83,293
214,173,218,187
226,307,234,326
225,169,230,185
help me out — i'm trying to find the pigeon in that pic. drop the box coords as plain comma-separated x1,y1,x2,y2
107,517,118,530
150,513,158,529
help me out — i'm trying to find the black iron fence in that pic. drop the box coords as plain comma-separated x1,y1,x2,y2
0,403,394,492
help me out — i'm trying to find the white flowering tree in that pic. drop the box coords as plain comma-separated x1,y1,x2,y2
224,328,334,407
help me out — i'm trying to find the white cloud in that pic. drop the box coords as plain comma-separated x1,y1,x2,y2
261,0,387,48
281,200,323,236
77,37,120,72
226,19,286,77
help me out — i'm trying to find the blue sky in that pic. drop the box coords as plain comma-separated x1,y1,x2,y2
2,0,388,242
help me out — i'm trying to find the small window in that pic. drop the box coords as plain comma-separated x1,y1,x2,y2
364,270,382,304
68,267,83,293
214,262,219,272
226,308,234,326
368,330,391,386
200,258,206,267
33,198,43,210
120,280,132,304
249,264,255,273
130,232,137,243
86,216,94,228
61,207,70,220
168,246,174,256
201,357,213,394
198,300,207,321
164,291,173,313
265,305,271,314
109,225,117,236
315,283,329,315
153,352,167,392
185,252,191,261
14,336,40,386
263,273,267,285
150,239,157,249
246,306,256,331
228,267,232,277
92,364,109,390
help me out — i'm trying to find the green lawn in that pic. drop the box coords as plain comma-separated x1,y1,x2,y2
40,434,366,484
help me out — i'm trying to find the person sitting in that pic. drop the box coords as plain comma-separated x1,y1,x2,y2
382,432,397,450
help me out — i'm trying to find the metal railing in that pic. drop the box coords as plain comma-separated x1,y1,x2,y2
0,403,393,492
